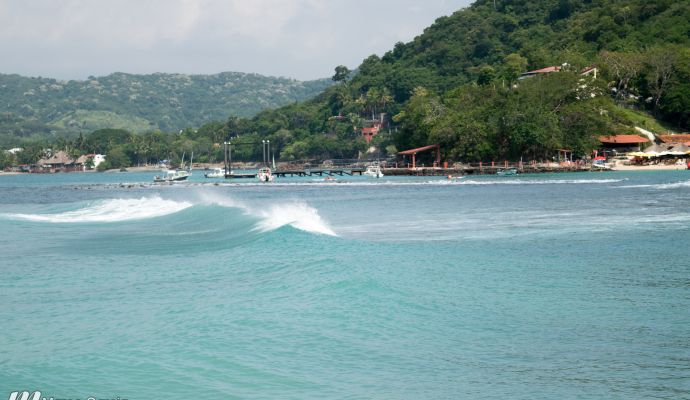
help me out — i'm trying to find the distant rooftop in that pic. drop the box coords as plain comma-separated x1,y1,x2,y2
599,135,649,144
518,66,562,80
658,133,690,143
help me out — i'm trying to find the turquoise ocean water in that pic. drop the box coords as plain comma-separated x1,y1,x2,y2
1,170,689,399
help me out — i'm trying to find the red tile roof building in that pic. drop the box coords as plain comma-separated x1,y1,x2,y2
362,126,380,144
518,66,562,80
598,135,649,144
658,133,690,143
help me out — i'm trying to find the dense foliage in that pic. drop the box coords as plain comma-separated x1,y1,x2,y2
3,0,689,167
0,72,332,144
207,0,690,163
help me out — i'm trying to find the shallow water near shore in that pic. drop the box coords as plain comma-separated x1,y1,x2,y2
1,170,689,399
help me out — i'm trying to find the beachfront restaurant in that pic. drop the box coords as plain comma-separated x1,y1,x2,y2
36,151,77,172
598,135,649,155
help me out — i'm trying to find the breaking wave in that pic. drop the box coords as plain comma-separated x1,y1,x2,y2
2,194,336,236
253,202,336,236
5,196,192,223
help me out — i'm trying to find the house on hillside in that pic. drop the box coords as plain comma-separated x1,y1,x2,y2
518,66,562,80
360,113,388,144
658,133,690,146
580,66,598,79
519,65,598,80
362,125,380,144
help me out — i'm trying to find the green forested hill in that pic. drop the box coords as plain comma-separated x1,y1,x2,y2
365,0,690,99
215,0,690,162
0,72,332,140
3,0,689,167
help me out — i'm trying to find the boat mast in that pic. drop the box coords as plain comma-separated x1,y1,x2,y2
224,141,228,174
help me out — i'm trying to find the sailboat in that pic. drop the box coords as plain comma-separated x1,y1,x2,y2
153,152,192,182
204,167,226,178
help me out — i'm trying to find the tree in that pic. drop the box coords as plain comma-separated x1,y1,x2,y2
501,53,528,83
600,51,642,101
645,46,677,114
332,65,351,83
393,87,444,150
0,150,14,169
104,147,130,169
84,156,95,170
477,66,496,85
85,129,132,154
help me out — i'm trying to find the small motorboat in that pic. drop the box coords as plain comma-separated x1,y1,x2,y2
154,169,191,183
364,164,384,178
496,167,517,176
204,168,226,178
257,167,274,182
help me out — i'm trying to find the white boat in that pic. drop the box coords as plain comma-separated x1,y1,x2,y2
153,169,191,183
204,167,226,178
496,167,517,176
364,164,384,178
155,152,193,182
592,162,613,170
257,167,274,182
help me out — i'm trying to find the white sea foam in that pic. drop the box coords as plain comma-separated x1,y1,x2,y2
457,178,626,185
193,190,249,210
252,202,337,236
192,190,337,236
656,180,690,189
621,180,690,190
6,196,192,223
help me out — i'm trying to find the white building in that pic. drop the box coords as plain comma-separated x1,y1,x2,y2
93,154,106,168
75,154,106,170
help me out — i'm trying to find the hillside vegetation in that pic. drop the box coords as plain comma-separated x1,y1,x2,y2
2,0,689,168
0,72,331,142
212,0,689,162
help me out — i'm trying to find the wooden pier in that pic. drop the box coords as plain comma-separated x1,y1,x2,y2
381,163,595,176
224,172,257,179
272,168,365,177
219,162,599,180
223,168,366,179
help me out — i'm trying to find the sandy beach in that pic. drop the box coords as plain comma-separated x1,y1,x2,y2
613,164,689,171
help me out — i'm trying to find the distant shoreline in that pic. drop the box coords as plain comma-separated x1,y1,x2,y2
2,163,687,176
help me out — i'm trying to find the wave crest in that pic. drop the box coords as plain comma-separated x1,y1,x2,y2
5,196,192,223
253,202,336,236
4,191,337,237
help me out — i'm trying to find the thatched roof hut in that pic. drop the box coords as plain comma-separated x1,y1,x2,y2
37,151,74,167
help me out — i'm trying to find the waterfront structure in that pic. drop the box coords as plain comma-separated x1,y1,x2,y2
598,135,649,154
74,154,106,170
37,151,75,171
398,144,441,169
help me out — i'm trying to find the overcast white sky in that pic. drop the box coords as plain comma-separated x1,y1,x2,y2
0,0,473,81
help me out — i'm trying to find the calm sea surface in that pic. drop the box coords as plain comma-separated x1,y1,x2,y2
1,170,689,399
